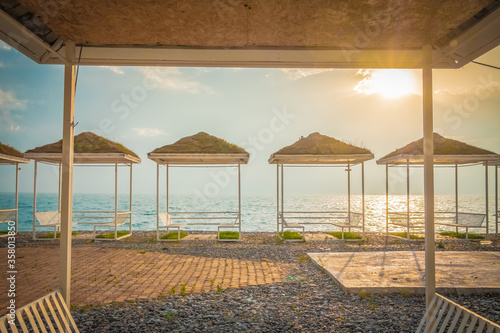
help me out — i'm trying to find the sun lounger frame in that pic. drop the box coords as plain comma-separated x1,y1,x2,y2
0,290,79,333
416,293,500,333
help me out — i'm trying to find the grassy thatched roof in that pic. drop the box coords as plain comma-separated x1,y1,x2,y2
273,132,372,155
383,133,496,158
0,142,23,158
25,132,139,158
149,132,248,154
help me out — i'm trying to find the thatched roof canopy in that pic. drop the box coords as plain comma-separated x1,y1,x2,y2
24,132,141,164
148,132,249,165
0,142,30,164
377,133,500,165
269,132,374,165
2,0,499,69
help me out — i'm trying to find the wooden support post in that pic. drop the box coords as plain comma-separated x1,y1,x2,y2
60,41,76,307
423,43,435,308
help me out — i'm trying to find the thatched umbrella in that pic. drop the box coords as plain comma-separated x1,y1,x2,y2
377,133,500,239
0,142,30,234
269,132,374,235
24,132,141,240
148,132,249,241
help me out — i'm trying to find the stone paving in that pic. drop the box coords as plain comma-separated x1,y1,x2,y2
308,251,500,294
0,247,296,315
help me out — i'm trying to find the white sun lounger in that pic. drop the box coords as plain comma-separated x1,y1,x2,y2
331,212,364,240
92,214,131,240
157,212,186,241
0,209,16,237
0,209,16,223
435,212,487,239
34,211,61,240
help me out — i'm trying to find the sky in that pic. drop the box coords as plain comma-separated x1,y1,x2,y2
0,40,499,198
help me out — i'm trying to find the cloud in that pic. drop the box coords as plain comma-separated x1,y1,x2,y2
0,41,12,50
280,68,335,80
0,89,27,132
434,74,500,97
133,128,168,137
354,69,419,98
99,66,124,74
139,67,214,94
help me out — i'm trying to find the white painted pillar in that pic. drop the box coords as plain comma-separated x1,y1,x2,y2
281,164,284,232
15,163,19,234
238,163,241,234
485,162,489,235
32,161,37,240
406,159,410,240
60,40,76,307
385,164,389,235
455,163,459,232
496,165,498,234
347,161,351,222
58,163,62,213
166,163,169,214
276,164,279,233
114,162,118,239
423,44,435,307
129,164,132,234
156,163,159,240
362,161,365,233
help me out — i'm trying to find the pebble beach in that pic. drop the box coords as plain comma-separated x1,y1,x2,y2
6,231,500,332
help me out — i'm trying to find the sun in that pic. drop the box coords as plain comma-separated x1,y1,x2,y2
354,69,418,98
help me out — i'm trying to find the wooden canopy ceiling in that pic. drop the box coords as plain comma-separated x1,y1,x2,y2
1,0,500,68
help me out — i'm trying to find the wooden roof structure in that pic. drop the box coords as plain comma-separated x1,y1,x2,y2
269,132,374,165
148,132,249,165
377,133,500,165
1,0,500,68
0,142,29,164
24,132,141,164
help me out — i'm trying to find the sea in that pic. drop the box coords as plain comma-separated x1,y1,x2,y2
0,193,497,234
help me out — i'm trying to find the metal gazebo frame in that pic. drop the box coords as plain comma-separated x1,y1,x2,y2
269,134,374,237
149,145,249,242
377,134,500,240
0,148,30,235
25,148,140,241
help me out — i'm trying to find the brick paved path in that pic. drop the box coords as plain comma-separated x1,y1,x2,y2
0,247,296,315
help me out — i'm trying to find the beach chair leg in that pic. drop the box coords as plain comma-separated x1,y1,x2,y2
466,228,469,240
54,227,57,239
178,228,181,240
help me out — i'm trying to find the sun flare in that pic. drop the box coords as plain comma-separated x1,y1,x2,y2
354,69,418,98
